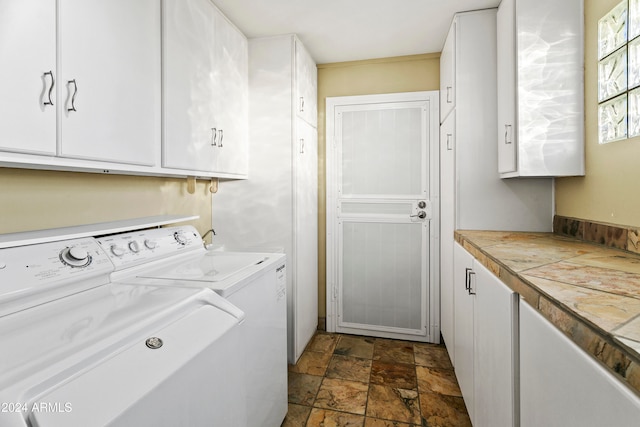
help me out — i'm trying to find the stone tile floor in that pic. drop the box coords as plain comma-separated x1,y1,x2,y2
282,332,471,427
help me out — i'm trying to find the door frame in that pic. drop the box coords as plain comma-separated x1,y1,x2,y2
325,91,440,343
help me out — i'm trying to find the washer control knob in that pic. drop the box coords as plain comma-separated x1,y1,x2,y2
68,247,88,261
128,241,140,253
144,239,157,250
110,244,125,257
60,246,92,267
174,231,188,245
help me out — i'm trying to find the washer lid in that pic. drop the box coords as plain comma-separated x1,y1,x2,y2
139,251,270,283
0,283,242,396
28,305,238,427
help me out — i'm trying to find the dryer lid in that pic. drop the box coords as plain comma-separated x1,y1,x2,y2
0,283,241,395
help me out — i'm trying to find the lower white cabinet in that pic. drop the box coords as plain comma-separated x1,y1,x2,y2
520,301,640,427
453,242,517,426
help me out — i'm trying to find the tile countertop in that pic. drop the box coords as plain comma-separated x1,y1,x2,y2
455,230,640,396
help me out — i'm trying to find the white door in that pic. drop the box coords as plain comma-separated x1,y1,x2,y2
59,0,159,165
440,110,456,363
0,0,56,155
294,118,318,361
326,91,439,342
162,0,216,172
453,242,475,422
213,8,248,176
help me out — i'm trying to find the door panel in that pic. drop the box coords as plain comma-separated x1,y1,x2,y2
0,0,56,155
59,0,159,165
333,97,433,340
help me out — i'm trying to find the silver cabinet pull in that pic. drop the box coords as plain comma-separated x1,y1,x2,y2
468,271,476,295
300,138,305,154
299,96,304,113
446,133,453,151
446,86,452,103
211,127,217,146
218,129,223,147
67,79,78,112
43,71,55,106
504,124,513,144
465,268,472,290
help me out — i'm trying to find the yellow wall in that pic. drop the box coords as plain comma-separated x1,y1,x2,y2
555,0,640,227
0,168,212,237
317,53,440,318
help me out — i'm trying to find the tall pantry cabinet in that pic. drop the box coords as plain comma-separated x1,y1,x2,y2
212,35,318,364
439,6,552,391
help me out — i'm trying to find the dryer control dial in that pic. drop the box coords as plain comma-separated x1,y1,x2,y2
128,241,140,253
110,244,125,257
174,231,188,245
144,239,157,249
60,246,92,268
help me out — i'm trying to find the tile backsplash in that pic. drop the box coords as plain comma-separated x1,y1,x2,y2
554,215,640,254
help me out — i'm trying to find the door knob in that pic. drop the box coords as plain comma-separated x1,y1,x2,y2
411,211,427,219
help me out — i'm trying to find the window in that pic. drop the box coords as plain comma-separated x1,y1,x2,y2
598,0,640,143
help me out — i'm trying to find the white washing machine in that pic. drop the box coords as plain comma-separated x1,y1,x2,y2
0,233,247,427
97,225,288,427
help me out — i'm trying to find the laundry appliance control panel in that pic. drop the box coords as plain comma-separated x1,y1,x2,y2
0,238,113,317
97,226,204,271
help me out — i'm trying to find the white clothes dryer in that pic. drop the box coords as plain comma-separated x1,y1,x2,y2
0,234,246,427
98,225,288,427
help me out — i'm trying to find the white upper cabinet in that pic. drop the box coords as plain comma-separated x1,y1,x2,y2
295,40,317,128
440,20,456,123
496,0,584,177
212,9,248,176
58,0,160,165
0,1,57,155
162,0,248,176
162,0,217,172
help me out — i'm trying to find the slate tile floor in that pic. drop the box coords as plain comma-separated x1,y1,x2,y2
282,332,471,427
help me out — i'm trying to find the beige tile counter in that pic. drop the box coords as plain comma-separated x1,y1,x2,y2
455,230,640,396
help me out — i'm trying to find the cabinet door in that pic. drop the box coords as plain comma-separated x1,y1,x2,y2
496,0,517,174
453,242,475,422
59,0,159,165
295,40,317,127
439,20,456,123
162,0,216,172
0,0,56,155
520,301,640,427
212,9,248,176
473,261,517,427
439,112,456,364
294,118,318,360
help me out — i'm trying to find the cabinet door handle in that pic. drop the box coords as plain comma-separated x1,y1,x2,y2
465,267,472,290
300,96,305,113
218,129,224,148
300,138,305,154
67,79,78,112
468,271,476,295
211,128,217,146
43,71,55,106
446,133,453,151
504,124,512,144
446,86,452,103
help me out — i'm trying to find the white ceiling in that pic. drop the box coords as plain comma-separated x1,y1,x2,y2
213,0,501,64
